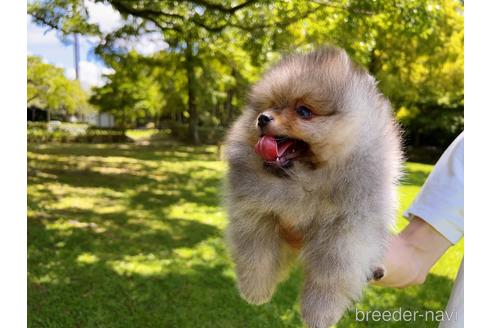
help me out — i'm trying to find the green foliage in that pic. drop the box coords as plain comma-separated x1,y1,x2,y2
80,127,130,143
27,122,129,143
90,52,165,128
29,0,464,147
28,143,463,327
28,0,100,35
28,55,93,117
283,0,464,148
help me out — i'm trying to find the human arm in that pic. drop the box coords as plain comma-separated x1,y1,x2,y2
374,132,464,287
373,216,452,288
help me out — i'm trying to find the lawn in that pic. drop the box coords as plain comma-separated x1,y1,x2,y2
27,142,464,328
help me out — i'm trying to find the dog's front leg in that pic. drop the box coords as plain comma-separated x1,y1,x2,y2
300,219,385,328
226,212,283,305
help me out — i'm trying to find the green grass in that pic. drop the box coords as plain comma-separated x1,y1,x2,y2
28,143,463,327
125,129,160,142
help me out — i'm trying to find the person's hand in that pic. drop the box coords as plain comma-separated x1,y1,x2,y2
372,216,452,288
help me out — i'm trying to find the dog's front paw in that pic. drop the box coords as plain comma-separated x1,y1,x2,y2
237,278,275,305
301,298,338,328
301,284,347,328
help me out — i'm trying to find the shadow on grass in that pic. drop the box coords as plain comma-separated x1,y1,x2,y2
29,210,454,328
28,143,455,328
28,214,304,328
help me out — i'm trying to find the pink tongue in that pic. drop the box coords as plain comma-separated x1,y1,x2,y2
255,135,277,161
255,136,294,162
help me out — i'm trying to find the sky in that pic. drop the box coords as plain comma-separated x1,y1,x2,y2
27,0,167,90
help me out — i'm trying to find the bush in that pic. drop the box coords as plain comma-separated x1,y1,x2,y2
27,120,224,144
27,122,50,143
27,122,48,130
27,122,130,143
75,128,130,143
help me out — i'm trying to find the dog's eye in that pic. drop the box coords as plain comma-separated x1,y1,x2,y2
296,106,312,119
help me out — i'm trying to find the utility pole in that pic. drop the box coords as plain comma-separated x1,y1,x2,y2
73,33,80,80
73,32,81,122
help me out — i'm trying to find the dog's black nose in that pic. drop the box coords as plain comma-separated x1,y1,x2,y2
257,114,273,128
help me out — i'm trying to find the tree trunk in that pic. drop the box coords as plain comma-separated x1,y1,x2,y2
211,100,217,121
225,89,234,125
185,40,200,144
122,109,127,129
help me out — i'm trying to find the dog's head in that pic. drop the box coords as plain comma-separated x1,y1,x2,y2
245,48,387,176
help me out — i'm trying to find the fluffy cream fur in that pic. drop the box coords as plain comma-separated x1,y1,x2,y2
224,47,403,328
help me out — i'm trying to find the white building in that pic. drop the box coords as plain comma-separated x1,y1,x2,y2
85,112,115,127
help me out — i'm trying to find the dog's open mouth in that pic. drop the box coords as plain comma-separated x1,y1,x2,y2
255,135,309,169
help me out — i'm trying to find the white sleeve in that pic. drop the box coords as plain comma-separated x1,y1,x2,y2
403,132,464,244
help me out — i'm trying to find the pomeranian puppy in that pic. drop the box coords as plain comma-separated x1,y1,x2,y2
223,47,402,328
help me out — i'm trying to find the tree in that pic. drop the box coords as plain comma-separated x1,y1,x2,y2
29,0,320,143
90,51,164,128
27,55,92,120
29,0,463,147
282,0,464,147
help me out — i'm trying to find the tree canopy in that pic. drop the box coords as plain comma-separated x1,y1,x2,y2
27,55,92,119
89,51,165,128
28,0,463,147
